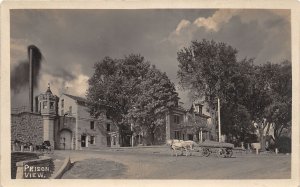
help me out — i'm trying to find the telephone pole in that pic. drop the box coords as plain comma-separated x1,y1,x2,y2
218,98,221,142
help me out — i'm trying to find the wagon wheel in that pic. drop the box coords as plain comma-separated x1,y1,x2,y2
217,148,227,158
225,148,233,158
201,147,210,157
48,146,54,154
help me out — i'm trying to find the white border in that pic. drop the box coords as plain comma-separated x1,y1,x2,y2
1,1,299,187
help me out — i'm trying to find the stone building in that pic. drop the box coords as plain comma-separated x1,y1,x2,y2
11,85,119,150
57,93,119,150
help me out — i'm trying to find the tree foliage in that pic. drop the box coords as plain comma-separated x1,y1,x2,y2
177,39,291,146
87,54,178,144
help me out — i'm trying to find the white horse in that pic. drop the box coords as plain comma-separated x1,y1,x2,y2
167,139,196,156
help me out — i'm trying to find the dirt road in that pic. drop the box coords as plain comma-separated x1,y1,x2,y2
57,148,291,179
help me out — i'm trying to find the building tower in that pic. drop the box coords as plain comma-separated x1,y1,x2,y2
38,83,59,147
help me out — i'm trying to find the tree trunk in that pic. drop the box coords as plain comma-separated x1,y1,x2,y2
150,131,155,145
259,121,269,152
260,135,266,152
259,123,266,152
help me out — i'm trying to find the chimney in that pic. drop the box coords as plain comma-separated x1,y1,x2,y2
29,46,34,112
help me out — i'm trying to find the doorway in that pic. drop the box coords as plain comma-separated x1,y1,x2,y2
81,135,86,147
107,136,111,147
59,129,72,150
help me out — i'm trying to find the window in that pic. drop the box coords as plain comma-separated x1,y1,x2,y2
61,99,64,108
199,106,203,114
90,136,95,145
174,115,180,124
174,131,180,139
50,102,54,109
90,121,95,130
182,134,185,140
43,101,47,109
61,109,64,116
188,134,193,141
106,123,111,132
69,106,72,114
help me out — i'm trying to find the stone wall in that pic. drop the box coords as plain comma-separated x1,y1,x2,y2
11,112,43,146
11,152,39,179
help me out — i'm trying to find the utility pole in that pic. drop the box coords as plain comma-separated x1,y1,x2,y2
218,97,221,142
131,123,134,147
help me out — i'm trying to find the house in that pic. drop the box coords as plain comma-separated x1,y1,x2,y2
165,102,214,143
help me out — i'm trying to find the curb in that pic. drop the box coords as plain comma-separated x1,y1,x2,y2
51,156,71,179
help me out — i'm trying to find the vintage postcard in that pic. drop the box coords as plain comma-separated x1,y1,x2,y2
1,0,299,187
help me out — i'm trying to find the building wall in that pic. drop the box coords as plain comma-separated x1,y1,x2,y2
201,102,216,140
76,104,108,149
58,94,78,116
54,116,76,150
165,107,211,142
166,109,185,140
11,112,43,146
57,94,120,149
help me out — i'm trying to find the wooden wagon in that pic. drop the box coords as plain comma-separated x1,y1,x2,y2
194,141,234,158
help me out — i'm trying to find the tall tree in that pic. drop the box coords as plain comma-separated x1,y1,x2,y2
262,61,292,146
87,54,178,145
177,39,246,141
177,39,291,150
86,55,150,128
127,66,179,144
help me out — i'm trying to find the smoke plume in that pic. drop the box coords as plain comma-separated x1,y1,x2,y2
11,45,42,93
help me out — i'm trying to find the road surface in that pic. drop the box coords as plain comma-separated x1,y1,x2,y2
54,147,291,179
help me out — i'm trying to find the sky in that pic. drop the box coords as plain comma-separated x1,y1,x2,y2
10,9,291,109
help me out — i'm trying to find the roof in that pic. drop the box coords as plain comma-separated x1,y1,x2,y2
195,113,211,119
64,93,87,103
45,87,52,94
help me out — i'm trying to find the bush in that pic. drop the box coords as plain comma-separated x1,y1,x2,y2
276,136,291,153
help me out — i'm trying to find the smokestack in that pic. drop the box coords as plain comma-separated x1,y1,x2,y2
29,46,33,112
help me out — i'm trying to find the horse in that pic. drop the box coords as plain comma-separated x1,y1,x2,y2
36,141,52,153
167,139,196,156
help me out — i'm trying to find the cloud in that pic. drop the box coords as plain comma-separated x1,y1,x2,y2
175,19,192,34
65,74,89,97
193,9,240,32
38,64,89,97
166,9,291,63
167,10,241,48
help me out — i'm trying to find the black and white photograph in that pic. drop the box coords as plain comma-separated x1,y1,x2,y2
1,1,300,186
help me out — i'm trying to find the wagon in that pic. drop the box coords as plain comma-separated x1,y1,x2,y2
35,141,53,154
194,141,234,158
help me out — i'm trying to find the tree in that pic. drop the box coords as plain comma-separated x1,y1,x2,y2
128,66,178,144
87,54,178,145
249,61,292,151
177,39,251,141
262,61,292,146
177,39,291,149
